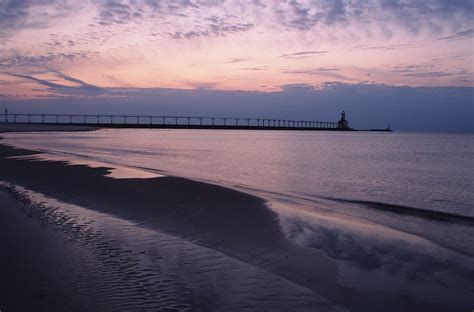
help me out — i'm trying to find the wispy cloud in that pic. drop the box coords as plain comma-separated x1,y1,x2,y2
170,15,253,39
228,58,251,63
0,51,95,68
280,83,315,92
4,70,102,95
437,28,474,41
401,71,451,78
241,67,267,71
94,1,145,26
249,0,266,8
350,44,418,51
0,0,82,38
391,64,435,73
186,81,217,89
281,51,328,58
282,67,353,81
390,64,470,80
274,0,473,35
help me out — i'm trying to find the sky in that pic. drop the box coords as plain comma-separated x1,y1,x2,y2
0,0,473,131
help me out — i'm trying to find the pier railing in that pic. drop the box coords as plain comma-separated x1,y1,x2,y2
0,113,342,130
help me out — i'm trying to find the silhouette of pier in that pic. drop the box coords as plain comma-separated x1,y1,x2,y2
0,112,353,131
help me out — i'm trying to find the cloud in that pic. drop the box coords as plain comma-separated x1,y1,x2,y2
282,67,354,81
391,64,434,73
0,51,94,68
228,58,250,63
170,15,253,39
186,81,217,89
273,0,473,37
437,28,474,41
401,71,452,78
241,67,267,71
249,0,266,8
55,71,101,90
350,43,418,51
281,51,328,58
0,0,81,38
2,0,473,44
5,71,102,95
166,0,225,10
280,83,316,92
0,0,472,98
391,64,473,81
312,67,339,72
170,30,205,39
94,1,146,26
283,0,349,30
378,0,474,34
0,0,29,35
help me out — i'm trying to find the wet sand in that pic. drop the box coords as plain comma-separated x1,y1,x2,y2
2,180,339,312
0,188,90,312
0,143,341,311
0,142,466,311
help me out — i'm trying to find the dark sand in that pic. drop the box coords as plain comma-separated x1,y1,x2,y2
0,142,464,311
0,143,339,311
0,188,90,312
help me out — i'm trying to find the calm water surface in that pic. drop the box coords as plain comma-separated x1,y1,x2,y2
5,129,473,215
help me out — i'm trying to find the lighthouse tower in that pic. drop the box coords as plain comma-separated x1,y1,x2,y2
338,111,349,129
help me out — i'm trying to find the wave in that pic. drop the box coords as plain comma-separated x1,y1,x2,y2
324,197,474,225
232,184,474,227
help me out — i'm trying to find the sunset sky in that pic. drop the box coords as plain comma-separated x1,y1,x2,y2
0,0,473,131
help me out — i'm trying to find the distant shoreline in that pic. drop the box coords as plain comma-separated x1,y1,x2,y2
0,123,98,133
0,122,354,132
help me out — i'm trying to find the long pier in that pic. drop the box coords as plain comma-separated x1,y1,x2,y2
0,113,351,131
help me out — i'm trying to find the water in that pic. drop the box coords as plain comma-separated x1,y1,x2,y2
4,130,473,215
2,129,474,309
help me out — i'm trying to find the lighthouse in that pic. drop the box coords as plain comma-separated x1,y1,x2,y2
338,111,349,130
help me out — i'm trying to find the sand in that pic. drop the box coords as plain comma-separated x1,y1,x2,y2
0,188,92,311
0,143,340,311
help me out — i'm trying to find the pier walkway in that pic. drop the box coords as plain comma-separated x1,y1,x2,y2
0,113,352,131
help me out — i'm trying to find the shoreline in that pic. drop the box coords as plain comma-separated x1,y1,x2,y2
1,181,335,312
0,143,342,309
0,141,469,311
0,123,98,133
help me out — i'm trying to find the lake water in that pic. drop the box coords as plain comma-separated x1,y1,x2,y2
3,129,474,309
5,130,473,214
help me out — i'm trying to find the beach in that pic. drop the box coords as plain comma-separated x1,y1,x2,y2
0,129,473,311
0,142,342,311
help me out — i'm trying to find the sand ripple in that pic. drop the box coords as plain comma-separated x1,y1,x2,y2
1,181,338,312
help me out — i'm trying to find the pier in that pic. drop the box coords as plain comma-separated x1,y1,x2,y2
0,112,353,131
